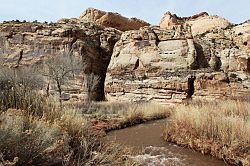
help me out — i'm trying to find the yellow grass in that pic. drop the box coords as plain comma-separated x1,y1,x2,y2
0,88,136,166
164,100,250,165
103,102,173,131
125,102,172,124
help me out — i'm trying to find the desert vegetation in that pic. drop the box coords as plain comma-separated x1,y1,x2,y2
0,63,173,165
0,65,48,114
0,64,137,165
0,86,137,166
108,103,172,131
163,100,250,165
1,60,249,165
42,53,81,99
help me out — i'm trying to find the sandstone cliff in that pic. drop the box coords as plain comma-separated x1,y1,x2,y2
0,10,249,103
109,26,195,71
79,8,150,31
106,13,250,103
0,20,121,101
160,11,232,36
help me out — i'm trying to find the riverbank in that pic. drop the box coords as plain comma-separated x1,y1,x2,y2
106,119,226,166
0,88,173,165
1,85,248,165
0,89,138,166
88,102,173,134
163,100,250,166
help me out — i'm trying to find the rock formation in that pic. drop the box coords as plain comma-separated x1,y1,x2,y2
0,9,249,103
0,20,121,101
106,12,250,103
79,8,150,31
160,11,232,36
109,26,196,71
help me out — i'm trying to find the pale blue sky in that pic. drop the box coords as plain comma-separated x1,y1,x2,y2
0,0,249,24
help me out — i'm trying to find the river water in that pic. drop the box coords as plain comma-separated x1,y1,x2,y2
106,119,227,166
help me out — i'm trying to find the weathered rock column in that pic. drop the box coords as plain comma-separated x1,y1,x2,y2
80,30,121,101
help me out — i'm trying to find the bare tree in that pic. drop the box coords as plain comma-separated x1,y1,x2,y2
43,54,81,99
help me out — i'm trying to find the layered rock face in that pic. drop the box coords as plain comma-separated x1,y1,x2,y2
0,9,249,103
106,26,196,102
160,12,232,36
0,20,121,101
79,8,150,31
109,26,196,70
194,22,250,72
106,13,250,103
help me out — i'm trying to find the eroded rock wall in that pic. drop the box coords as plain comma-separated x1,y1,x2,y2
0,10,249,103
160,11,232,36
109,26,196,71
106,14,250,103
0,21,121,101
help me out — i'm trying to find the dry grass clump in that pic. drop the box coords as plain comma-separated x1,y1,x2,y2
65,102,172,133
0,109,68,166
0,86,55,117
73,101,130,117
105,102,173,131
125,103,172,124
0,107,134,166
163,100,250,165
0,65,49,116
0,92,135,166
72,101,172,123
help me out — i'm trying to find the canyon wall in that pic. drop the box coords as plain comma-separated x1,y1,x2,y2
106,12,250,103
0,8,249,103
0,19,121,101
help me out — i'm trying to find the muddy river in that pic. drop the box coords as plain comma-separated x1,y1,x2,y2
106,119,227,166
